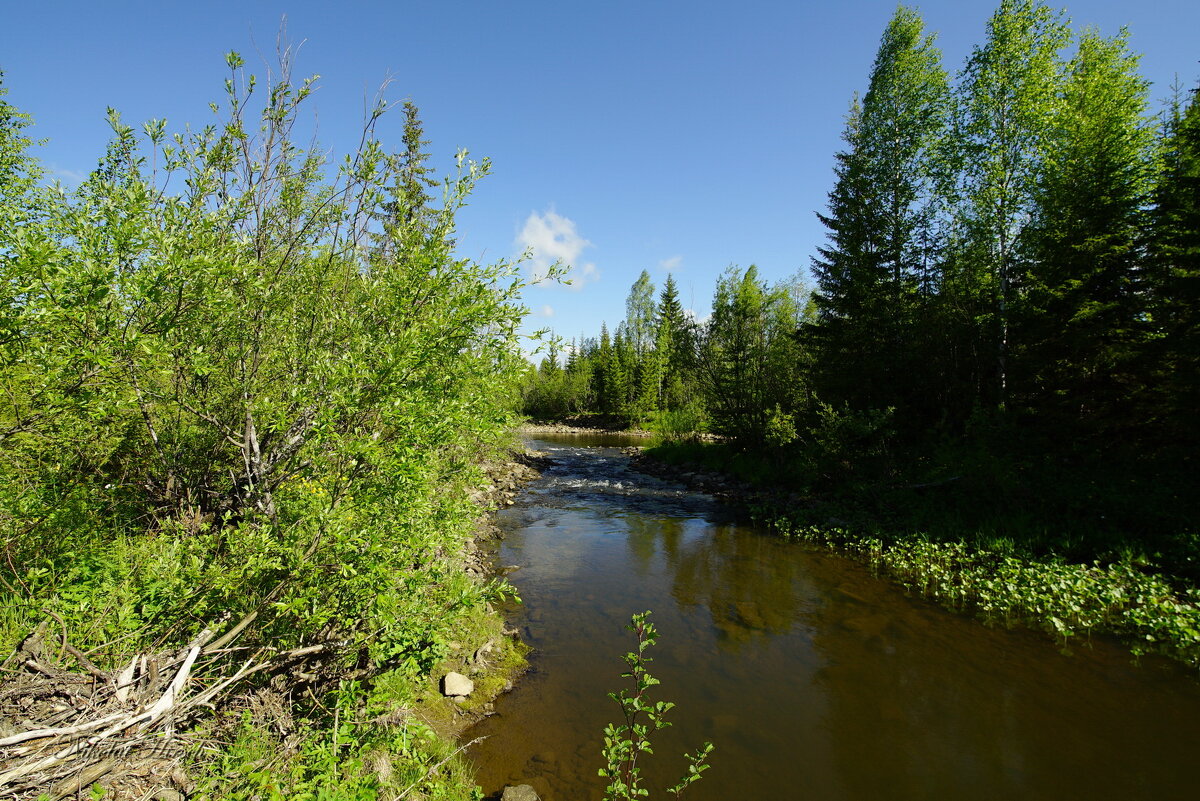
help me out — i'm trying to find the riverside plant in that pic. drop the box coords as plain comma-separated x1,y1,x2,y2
599,612,714,800
0,40,532,800
761,514,1200,670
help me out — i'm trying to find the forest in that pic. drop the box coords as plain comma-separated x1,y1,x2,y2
522,2,1200,659
0,0,1197,798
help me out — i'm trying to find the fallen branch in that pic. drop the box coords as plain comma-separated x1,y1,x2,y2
0,713,126,748
0,619,335,798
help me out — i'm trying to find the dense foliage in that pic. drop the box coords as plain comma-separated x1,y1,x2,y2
1,51,527,798
521,0,1200,661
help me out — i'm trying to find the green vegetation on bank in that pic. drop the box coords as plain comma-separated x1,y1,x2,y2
523,0,1200,668
1,50,527,798
647,440,1200,669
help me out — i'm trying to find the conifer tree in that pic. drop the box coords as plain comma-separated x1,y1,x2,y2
1147,79,1200,443
657,274,686,345
809,6,950,420
397,100,437,230
538,337,561,377
1016,28,1157,433
376,100,439,262
656,274,688,409
596,323,615,413
612,328,636,417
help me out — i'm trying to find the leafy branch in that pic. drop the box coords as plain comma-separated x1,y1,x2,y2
599,611,713,800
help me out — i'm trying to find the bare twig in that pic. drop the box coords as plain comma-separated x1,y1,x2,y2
0,712,126,747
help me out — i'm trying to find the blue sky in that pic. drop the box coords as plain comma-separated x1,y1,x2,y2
3,1,1198,354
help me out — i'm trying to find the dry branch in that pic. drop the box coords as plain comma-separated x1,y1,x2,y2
0,618,337,800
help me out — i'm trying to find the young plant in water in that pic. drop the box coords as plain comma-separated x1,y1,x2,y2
599,611,714,799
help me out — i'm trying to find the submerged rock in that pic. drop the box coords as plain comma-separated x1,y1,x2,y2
442,671,474,697
500,785,540,801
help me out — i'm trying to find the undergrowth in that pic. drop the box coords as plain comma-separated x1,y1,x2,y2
763,519,1200,669
0,47,531,800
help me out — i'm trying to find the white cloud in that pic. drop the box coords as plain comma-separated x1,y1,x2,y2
516,209,598,290
658,255,683,272
48,164,86,185
539,305,555,317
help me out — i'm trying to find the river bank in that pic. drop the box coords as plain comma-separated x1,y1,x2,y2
466,432,1200,801
0,446,547,801
521,419,655,437
507,424,1200,670
634,440,1200,671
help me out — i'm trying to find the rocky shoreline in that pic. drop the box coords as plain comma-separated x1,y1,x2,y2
624,445,807,516
445,447,556,801
419,450,552,742
519,421,655,437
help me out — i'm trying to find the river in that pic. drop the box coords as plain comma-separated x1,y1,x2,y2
466,434,1200,800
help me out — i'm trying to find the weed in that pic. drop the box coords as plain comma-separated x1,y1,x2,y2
599,611,714,800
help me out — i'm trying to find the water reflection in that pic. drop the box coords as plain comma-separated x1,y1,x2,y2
667,522,810,647
467,436,1200,801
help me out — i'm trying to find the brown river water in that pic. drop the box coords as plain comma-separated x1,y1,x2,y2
466,434,1200,801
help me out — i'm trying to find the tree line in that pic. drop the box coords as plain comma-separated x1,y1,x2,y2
523,0,1199,536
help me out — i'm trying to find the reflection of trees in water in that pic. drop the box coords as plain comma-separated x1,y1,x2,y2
802,569,1033,800
623,515,659,576
644,521,808,647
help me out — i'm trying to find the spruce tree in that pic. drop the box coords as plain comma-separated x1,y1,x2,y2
809,6,950,421
1016,28,1157,435
397,100,437,231
656,274,688,409
1147,79,1200,444
595,323,613,414
376,100,439,263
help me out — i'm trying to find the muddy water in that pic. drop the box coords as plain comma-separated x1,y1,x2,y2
467,435,1200,800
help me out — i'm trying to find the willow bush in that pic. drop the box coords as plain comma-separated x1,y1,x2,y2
1,46,528,798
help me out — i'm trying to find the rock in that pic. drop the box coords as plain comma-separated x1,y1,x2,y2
501,785,540,801
441,672,474,697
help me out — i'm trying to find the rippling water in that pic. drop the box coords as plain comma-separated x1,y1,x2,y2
466,434,1200,801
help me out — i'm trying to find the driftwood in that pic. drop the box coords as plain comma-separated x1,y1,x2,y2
0,616,336,800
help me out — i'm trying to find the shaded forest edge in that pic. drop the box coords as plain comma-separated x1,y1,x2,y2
0,50,539,799
522,1,1200,670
